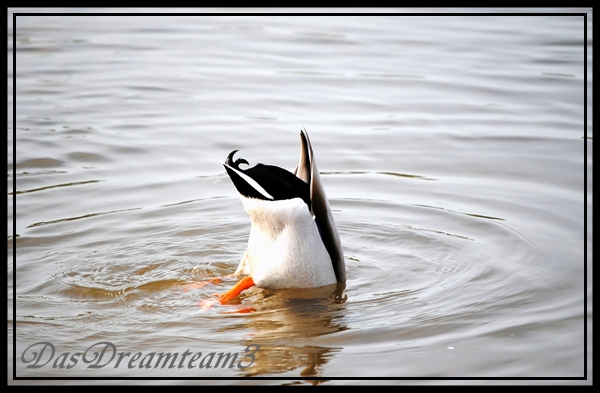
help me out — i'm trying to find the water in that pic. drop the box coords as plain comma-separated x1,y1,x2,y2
8,10,592,384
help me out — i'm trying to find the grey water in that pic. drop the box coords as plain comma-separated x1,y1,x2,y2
8,10,592,384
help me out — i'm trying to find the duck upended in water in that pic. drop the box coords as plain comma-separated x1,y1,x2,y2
219,129,345,302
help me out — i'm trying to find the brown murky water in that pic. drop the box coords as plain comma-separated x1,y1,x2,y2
9,10,591,384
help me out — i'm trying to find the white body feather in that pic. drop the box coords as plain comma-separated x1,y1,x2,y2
234,196,337,289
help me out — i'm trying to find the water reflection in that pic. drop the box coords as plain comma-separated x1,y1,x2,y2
223,283,348,377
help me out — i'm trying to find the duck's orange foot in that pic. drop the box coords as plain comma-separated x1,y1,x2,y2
196,298,256,313
217,276,255,304
195,276,255,311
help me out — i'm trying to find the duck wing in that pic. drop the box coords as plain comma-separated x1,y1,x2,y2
294,129,346,283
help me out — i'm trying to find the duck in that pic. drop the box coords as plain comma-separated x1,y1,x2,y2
218,129,345,303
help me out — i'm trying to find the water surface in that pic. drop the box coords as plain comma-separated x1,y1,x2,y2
8,10,592,384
